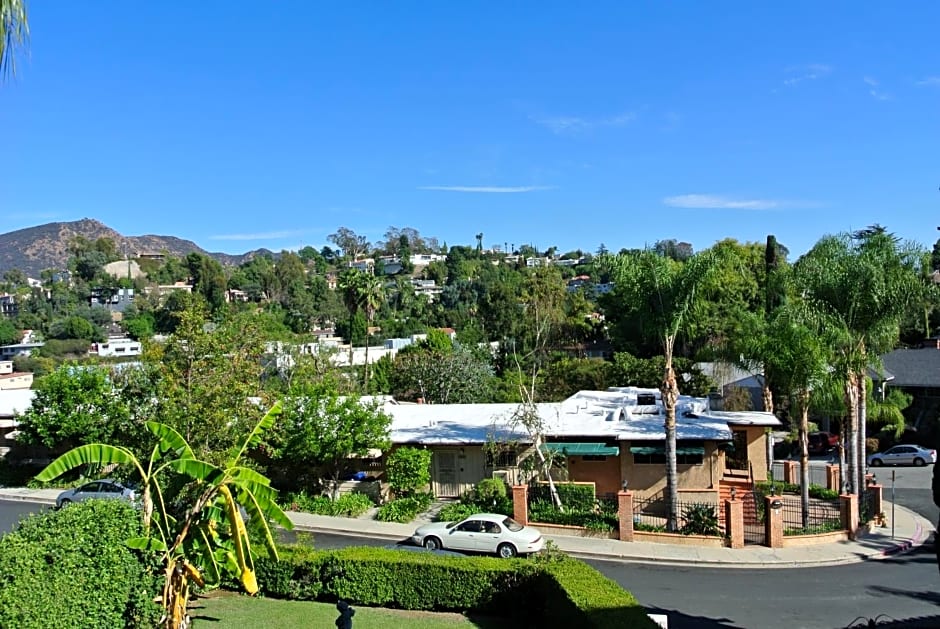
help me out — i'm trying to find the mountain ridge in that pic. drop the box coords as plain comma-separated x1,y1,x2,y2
0,218,269,277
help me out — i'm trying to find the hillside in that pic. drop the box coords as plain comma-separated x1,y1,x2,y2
0,219,269,277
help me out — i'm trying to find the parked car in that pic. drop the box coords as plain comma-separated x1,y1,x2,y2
411,513,544,558
867,445,937,467
808,432,839,455
55,479,137,509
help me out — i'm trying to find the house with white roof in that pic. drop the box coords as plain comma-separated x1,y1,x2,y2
0,389,36,457
379,386,779,499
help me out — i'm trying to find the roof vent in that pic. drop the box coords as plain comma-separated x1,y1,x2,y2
637,393,656,406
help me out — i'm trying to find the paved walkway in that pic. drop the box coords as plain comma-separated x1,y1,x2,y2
1,487,931,568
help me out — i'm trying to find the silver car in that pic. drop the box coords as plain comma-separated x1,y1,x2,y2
55,479,137,509
411,513,544,558
867,445,937,467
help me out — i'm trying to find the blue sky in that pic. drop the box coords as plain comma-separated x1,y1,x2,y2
3,2,939,259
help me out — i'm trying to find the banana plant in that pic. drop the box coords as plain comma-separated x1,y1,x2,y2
35,402,291,629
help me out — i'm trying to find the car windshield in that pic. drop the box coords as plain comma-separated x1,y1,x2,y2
502,517,524,532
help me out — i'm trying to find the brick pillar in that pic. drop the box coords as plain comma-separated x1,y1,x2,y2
512,485,528,525
618,491,634,542
725,498,744,549
840,493,859,540
764,495,784,548
782,460,797,485
826,465,840,492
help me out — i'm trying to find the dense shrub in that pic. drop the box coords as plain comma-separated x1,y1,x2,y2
254,546,656,628
679,503,720,536
375,492,432,522
808,484,839,500
0,500,161,628
385,447,432,496
529,482,596,511
433,479,513,523
285,491,375,517
528,499,618,532
436,501,485,522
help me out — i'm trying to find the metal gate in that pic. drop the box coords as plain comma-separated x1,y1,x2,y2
743,490,766,545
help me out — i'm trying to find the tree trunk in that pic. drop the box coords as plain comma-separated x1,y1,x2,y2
856,370,868,496
843,374,860,495
364,339,370,392
661,361,680,532
799,390,810,530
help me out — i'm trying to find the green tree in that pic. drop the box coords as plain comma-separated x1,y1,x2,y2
605,248,722,530
0,318,21,345
391,343,494,403
148,302,267,461
16,364,133,451
276,383,391,498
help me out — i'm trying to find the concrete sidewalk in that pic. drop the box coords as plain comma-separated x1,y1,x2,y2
1,487,931,568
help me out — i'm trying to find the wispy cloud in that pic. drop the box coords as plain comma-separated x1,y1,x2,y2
863,76,892,100
663,194,818,210
209,230,306,241
418,185,551,193
916,76,940,87
783,63,832,86
533,111,636,135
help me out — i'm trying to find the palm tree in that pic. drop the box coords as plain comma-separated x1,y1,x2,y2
607,248,721,530
764,303,832,528
36,404,291,629
795,230,920,493
1,0,28,78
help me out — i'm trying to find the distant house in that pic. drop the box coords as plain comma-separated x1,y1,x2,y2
348,258,374,273
90,337,142,358
0,342,43,360
0,294,18,318
880,339,940,432
0,389,36,458
89,287,135,312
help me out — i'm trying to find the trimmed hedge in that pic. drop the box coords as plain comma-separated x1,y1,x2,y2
0,499,161,628
255,545,655,628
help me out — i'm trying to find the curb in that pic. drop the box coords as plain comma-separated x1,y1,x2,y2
0,494,56,506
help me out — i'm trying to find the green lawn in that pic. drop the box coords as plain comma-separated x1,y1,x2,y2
191,591,511,629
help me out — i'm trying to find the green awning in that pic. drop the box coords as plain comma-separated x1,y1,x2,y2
629,445,706,456
543,442,620,456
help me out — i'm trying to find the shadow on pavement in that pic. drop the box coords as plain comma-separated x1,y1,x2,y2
644,607,740,629
836,613,940,628
864,584,940,606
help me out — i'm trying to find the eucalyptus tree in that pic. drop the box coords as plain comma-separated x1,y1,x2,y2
1,0,28,78
604,248,722,530
795,229,921,494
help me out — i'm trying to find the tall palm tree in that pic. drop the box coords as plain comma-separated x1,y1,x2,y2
607,248,721,530
1,0,28,78
795,230,920,493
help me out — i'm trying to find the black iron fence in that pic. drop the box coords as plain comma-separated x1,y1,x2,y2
776,496,843,536
633,493,724,537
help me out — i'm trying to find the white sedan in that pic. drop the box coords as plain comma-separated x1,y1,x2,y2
411,513,544,558
867,444,937,467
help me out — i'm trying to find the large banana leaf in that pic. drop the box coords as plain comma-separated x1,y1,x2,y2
146,422,195,460
241,488,283,559
229,401,282,465
166,458,224,484
35,444,140,483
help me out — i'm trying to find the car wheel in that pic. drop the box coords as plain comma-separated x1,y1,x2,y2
423,536,442,551
870,458,883,467
58,499,71,509
497,543,517,558
914,457,926,467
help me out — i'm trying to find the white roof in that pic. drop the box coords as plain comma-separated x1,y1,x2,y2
0,389,35,417
697,410,781,427
383,386,747,445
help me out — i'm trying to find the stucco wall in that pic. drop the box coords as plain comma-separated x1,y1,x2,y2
567,455,622,496
622,442,721,498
